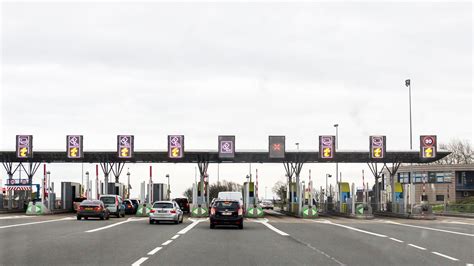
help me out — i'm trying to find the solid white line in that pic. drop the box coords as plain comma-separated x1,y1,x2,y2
171,235,180,240
389,237,404,243
0,217,73,229
0,215,36,220
312,220,387,238
162,240,172,246
131,257,148,266
431,252,459,261
261,222,289,236
408,244,427,250
85,220,131,233
385,221,474,237
177,220,201,234
446,221,474,225
147,247,162,255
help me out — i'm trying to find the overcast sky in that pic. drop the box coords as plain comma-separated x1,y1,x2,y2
1,2,472,199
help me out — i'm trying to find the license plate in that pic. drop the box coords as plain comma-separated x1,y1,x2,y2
222,212,232,216
159,210,167,213
85,208,93,211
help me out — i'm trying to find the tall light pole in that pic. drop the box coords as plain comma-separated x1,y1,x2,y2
166,174,170,200
405,79,413,150
334,124,339,183
295,142,300,151
127,170,130,199
46,171,51,209
325,174,332,200
85,171,90,199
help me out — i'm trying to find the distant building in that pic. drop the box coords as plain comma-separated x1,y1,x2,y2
393,164,474,203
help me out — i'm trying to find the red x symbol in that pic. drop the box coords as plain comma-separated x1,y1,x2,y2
273,143,281,151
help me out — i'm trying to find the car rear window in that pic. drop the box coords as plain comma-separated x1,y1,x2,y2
153,203,174,209
215,201,239,210
100,197,115,204
130,200,138,204
81,200,95,205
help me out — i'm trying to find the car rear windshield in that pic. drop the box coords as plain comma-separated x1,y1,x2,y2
81,200,97,205
215,201,239,210
153,203,174,209
100,197,115,204
130,200,138,204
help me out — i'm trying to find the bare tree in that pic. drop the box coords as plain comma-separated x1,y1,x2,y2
435,139,473,165
272,180,287,202
183,187,192,202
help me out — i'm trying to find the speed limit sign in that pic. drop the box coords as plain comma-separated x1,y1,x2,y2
420,135,437,159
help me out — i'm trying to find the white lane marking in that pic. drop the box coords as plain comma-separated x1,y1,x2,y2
171,235,180,240
0,215,37,220
312,220,387,238
131,257,148,266
162,240,172,246
177,219,202,234
466,263,473,266
446,221,474,225
431,252,459,261
408,244,427,250
389,237,404,243
385,221,474,237
85,219,133,233
0,217,74,229
147,247,162,255
256,220,289,236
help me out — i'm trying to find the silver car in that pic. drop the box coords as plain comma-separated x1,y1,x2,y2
149,201,184,224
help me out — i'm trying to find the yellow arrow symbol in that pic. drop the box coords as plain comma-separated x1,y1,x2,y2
172,147,180,157
20,147,28,157
323,148,331,158
121,148,129,157
374,148,381,157
425,147,433,158
70,147,78,157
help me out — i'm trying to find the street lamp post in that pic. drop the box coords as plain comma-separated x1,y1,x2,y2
166,174,170,200
405,79,414,213
127,170,131,199
85,171,89,199
46,171,51,209
325,174,332,200
334,124,339,183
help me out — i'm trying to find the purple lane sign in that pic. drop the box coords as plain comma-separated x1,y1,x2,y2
16,135,33,158
168,135,184,159
67,135,83,159
117,135,134,158
218,136,235,159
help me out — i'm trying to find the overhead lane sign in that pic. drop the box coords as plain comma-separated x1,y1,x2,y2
420,135,437,159
219,136,235,159
269,136,285,158
117,135,134,158
319,136,335,159
16,135,33,159
168,135,184,159
67,135,83,159
370,136,386,159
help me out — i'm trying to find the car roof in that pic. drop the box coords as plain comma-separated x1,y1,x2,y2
153,201,174,204
100,195,118,197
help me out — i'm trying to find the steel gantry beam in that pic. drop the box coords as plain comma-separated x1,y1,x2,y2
0,150,450,164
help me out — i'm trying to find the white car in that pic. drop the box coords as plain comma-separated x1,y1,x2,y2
259,200,274,210
149,201,184,224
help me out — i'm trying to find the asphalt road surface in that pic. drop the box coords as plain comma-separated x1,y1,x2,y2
0,211,473,266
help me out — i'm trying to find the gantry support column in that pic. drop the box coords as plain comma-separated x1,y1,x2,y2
100,162,114,195
367,162,384,212
2,162,21,210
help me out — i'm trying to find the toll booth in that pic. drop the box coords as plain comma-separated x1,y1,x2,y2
101,182,126,199
301,187,318,218
288,182,298,214
393,182,404,213
243,181,263,218
339,182,350,214
61,182,82,211
191,181,209,217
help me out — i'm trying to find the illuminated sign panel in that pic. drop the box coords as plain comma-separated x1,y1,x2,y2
420,135,437,159
16,135,33,158
117,135,134,158
319,136,335,159
269,136,285,158
67,135,83,159
218,136,235,159
168,135,184,159
370,136,386,159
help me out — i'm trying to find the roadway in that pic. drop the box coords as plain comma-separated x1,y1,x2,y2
0,211,473,266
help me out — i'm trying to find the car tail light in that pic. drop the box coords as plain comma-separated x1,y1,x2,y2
94,206,102,212
238,208,243,216
186,203,189,207
79,206,85,211
150,209,155,213
210,207,216,215
170,209,177,214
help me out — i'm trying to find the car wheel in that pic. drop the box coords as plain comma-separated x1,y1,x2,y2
106,214,110,220
149,219,153,224
210,224,215,229
238,224,243,229
76,215,81,220
174,218,179,224
180,215,184,223
100,214,104,220
121,212,125,218
116,212,120,218
84,217,88,220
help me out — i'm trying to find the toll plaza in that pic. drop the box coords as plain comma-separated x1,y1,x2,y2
1,134,449,220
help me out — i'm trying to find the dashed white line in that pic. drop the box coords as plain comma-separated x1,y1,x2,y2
147,247,162,256
0,215,37,220
312,220,387,238
385,221,474,237
162,240,172,246
177,219,202,234
131,257,148,266
0,217,74,229
431,252,459,261
466,263,473,266
407,244,427,250
85,219,131,233
389,237,404,243
171,235,180,240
